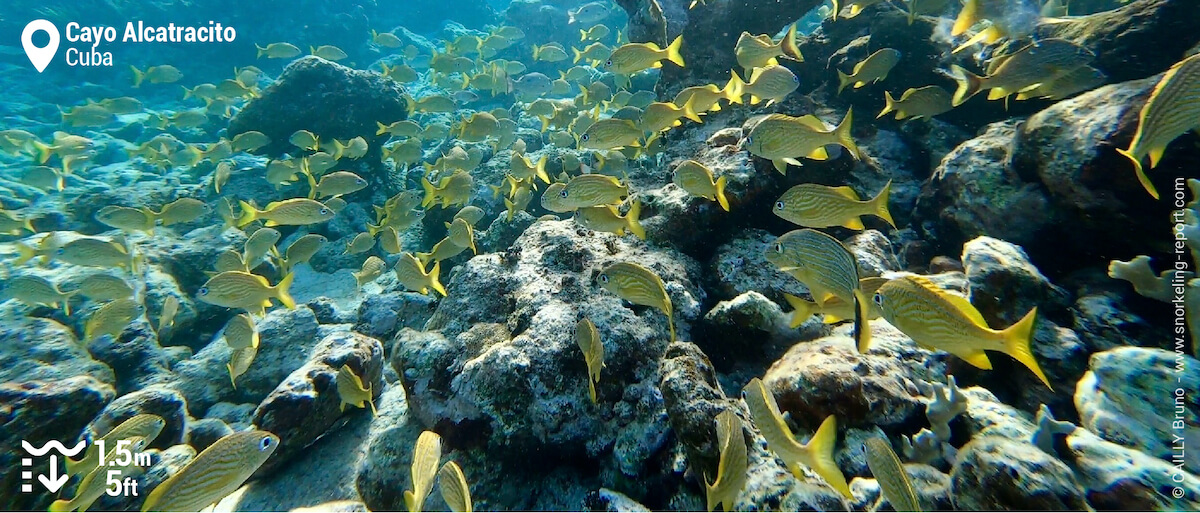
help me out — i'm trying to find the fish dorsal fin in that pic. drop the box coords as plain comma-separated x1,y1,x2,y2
744,66,763,82
909,275,988,326
795,115,830,131
831,185,860,200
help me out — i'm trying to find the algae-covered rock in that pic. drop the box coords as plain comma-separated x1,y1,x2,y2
951,436,1087,510
228,56,408,162
167,306,321,416
393,219,701,471
0,313,116,386
961,236,1071,325
1075,346,1200,474
84,386,189,449
0,376,115,511
252,330,385,475
762,321,948,430
1066,427,1200,510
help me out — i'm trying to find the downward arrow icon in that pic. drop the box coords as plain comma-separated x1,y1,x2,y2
38,455,69,493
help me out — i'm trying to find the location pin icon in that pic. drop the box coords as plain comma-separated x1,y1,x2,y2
22,20,60,73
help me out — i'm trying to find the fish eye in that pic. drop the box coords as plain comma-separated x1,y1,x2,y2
198,286,209,296
580,134,589,141
320,208,332,215
774,201,784,210
872,292,884,306
599,274,608,283
773,242,783,253
792,75,799,83
605,60,612,66
745,136,752,144
258,436,273,451
559,189,569,198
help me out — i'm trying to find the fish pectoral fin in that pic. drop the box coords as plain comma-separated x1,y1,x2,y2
783,157,804,167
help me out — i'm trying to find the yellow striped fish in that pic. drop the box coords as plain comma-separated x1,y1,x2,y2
54,237,133,270
734,24,802,73
673,160,730,211
243,228,281,271
784,276,888,327
446,218,477,254
336,364,377,414
837,49,901,94
765,229,871,352
354,256,387,287
575,317,605,403
140,430,279,512
742,378,850,497
950,39,1093,106
277,234,327,274
236,198,336,228
878,86,953,120
52,437,151,512
873,275,1050,388
84,298,145,343
395,253,448,296
405,431,442,513
560,174,629,209
5,275,76,315
65,414,166,477
1116,52,1200,199
222,313,258,350
197,271,295,316
416,238,468,265
744,110,860,174
772,181,895,230
704,410,747,512
597,262,675,342
575,202,645,239
438,461,473,512
228,346,257,388
863,438,920,512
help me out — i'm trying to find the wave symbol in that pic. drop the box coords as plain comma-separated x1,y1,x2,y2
21,439,86,457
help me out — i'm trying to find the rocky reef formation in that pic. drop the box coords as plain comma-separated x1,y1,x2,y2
228,56,409,161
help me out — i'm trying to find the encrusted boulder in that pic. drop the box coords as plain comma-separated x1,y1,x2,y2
227,56,408,165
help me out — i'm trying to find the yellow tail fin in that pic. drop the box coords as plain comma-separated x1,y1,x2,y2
255,44,267,59
1116,147,1159,199
429,261,448,296
626,201,645,240
235,200,259,228
535,155,550,183
32,140,53,164
783,293,819,328
804,416,853,498
714,175,730,212
831,0,841,20
869,180,895,227
1001,307,1052,389
833,108,860,160
878,91,897,119
665,35,685,67
950,65,984,106
681,96,702,123
420,177,438,208
853,289,872,353
781,23,803,62
48,499,73,512
952,0,980,36
836,70,853,95
130,65,145,88
274,272,296,309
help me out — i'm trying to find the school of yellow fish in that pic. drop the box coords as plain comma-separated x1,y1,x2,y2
1,0,1194,509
